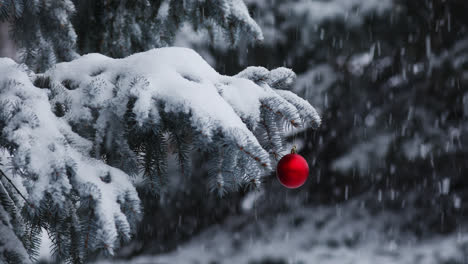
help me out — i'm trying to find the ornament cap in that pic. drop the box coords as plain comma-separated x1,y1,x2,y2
291,145,297,154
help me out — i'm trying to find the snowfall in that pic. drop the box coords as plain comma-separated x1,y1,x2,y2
88,196,466,264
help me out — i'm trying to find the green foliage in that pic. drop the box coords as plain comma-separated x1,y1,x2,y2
4,0,263,72
8,0,78,72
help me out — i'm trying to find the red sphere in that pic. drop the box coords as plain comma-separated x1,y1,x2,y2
276,153,309,188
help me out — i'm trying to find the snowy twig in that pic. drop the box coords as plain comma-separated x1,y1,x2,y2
0,168,29,205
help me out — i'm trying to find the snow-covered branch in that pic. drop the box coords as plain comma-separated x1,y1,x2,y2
0,47,320,260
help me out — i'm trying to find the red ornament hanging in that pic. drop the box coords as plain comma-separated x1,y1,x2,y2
276,146,309,188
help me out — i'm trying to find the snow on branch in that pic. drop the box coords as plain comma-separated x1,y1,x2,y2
47,47,319,186
7,0,263,72
0,59,141,259
0,47,320,258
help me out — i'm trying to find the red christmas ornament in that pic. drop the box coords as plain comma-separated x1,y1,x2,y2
276,146,309,188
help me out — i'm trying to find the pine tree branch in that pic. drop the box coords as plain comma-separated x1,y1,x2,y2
261,103,299,127
0,168,29,206
259,120,280,160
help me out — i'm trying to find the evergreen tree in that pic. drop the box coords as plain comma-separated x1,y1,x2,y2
0,1,320,263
